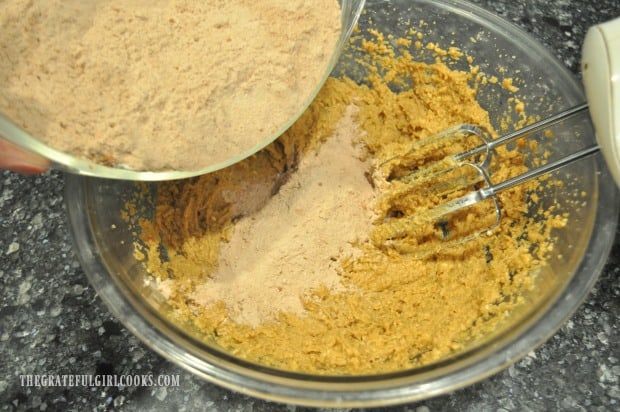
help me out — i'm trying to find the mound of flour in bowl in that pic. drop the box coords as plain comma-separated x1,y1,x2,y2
0,0,342,171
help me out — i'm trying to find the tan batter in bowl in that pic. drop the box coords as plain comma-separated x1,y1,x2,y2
126,26,568,375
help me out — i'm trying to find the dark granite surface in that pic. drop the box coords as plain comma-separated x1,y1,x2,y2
1,0,619,411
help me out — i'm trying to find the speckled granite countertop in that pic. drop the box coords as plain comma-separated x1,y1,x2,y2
1,1,619,411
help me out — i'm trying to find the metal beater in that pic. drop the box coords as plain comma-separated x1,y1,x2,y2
372,17,620,256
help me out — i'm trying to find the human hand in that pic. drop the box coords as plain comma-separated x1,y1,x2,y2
0,139,50,174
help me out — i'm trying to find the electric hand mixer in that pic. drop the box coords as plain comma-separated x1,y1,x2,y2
371,17,620,257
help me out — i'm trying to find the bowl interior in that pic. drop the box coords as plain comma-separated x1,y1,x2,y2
66,0,619,406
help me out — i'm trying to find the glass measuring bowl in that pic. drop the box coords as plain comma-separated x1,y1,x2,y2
0,0,365,181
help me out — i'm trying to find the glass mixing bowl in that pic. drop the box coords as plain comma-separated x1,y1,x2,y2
65,0,619,407
0,0,364,181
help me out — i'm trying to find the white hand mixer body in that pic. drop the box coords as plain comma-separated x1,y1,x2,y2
582,16,620,186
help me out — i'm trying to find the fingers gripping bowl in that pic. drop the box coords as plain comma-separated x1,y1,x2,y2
66,0,619,407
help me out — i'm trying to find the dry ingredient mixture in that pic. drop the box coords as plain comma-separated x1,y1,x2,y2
125,28,567,374
0,0,342,171
190,104,376,327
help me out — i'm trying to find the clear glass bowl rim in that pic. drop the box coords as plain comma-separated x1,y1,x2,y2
65,0,620,407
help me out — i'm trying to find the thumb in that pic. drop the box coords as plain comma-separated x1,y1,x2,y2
0,139,50,174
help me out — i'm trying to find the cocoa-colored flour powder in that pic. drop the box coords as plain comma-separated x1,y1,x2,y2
0,0,342,171
191,105,376,326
